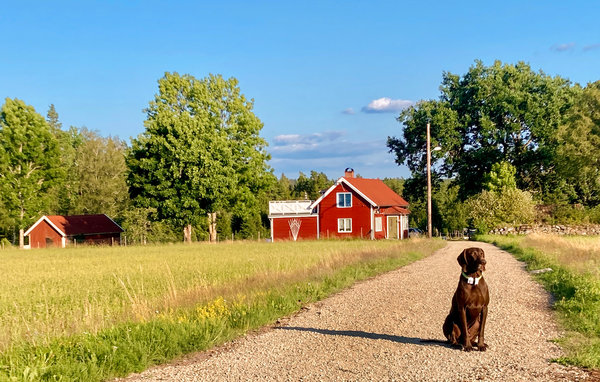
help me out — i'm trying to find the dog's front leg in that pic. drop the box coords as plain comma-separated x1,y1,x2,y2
458,306,472,351
477,305,488,351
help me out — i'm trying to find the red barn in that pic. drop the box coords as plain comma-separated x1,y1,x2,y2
269,169,410,241
24,214,124,248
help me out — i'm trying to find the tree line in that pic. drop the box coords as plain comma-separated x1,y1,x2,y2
2,61,598,245
0,74,360,246
388,60,600,234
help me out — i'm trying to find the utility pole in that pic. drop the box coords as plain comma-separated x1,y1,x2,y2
426,122,433,238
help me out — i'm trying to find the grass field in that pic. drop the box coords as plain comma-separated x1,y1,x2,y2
478,234,600,370
0,239,444,381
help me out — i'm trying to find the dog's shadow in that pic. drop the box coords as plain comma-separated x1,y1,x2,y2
275,326,451,348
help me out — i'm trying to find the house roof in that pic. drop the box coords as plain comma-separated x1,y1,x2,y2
309,176,409,210
344,178,409,207
25,214,124,237
380,206,411,215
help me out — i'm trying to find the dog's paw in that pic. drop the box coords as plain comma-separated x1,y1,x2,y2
463,345,473,352
477,343,488,351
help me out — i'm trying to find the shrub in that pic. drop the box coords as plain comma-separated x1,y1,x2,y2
467,188,536,232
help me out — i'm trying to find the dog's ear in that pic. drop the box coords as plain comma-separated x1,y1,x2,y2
457,250,468,267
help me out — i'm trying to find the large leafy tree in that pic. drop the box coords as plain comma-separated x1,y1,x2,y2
127,72,271,242
388,60,576,199
64,128,129,218
555,81,600,206
0,98,62,246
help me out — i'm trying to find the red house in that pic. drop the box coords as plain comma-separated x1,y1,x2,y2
269,169,410,241
24,214,124,248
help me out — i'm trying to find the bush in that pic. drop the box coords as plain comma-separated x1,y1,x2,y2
467,188,536,232
545,204,600,225
1,238,11,249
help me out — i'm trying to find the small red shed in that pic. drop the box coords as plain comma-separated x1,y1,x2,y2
269,169,410,241
24,214,124,248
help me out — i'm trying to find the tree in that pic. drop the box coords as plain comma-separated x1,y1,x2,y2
555,81,600,206
127,72,271,243
274,173,292,200
388,60,576,199
46,104,62,133
0,98,62,247
65,128,129,218
483,161,517,192
467,188,536,233
292,171,332,200
382,177,404,196
433,180,468,235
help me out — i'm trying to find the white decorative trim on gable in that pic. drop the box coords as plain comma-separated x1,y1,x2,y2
24,215,67,237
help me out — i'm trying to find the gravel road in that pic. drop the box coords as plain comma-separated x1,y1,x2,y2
123,241,593,381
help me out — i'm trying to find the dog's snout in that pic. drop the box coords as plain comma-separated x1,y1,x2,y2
481,259,487,265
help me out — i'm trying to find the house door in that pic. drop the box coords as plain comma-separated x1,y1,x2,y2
387,216,398,239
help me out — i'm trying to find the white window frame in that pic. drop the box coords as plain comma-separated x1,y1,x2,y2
338,218,352,233
336,192,352,208
375,216,383,232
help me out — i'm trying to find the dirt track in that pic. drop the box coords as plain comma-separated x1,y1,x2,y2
124,241,591,381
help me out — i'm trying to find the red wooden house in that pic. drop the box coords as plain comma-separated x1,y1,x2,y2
24,214,124,248
269,169,410,241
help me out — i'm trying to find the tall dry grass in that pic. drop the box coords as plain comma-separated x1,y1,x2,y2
521,234,600,278
0,239,437,351
479,233,600,369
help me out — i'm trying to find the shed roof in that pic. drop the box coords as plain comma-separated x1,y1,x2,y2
25,214,123,237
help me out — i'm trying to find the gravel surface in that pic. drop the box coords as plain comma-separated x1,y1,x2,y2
123,241,593,381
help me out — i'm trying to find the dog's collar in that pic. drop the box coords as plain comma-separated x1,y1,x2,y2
462,272,483,285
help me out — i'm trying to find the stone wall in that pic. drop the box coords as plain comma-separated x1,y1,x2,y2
490,224,600,236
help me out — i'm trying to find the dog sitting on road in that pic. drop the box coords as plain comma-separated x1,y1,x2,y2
442,247,490,351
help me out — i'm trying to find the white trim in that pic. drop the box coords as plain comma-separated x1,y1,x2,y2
270,218,274,242
24,215,66,237
268,214,318,219
371,206,376,239
61,237,66,248
400,214,404,240
316,204,320,239
309,177,377,210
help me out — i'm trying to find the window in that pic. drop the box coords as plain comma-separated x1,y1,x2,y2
338,218,352,233
337,192,352,208
375,217,383,232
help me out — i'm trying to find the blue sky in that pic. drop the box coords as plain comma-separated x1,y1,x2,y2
1,1,599,180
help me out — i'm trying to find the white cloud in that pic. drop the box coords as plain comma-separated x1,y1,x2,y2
583,43,600,52
268,131,410,178
551,42,576,52
361,97,414,113
271,131,376,158
342,108,355,115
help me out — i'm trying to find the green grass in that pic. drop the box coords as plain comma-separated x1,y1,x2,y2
0,239,444,381
478,234,600,370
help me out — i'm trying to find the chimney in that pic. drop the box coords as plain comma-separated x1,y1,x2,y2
344,168,354,178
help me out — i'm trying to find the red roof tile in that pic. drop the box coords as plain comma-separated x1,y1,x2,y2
380,206,411,215
46,214,123,236
344,177,409,207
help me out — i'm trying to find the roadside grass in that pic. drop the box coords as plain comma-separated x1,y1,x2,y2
0,239,444,381
478,234,600,370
